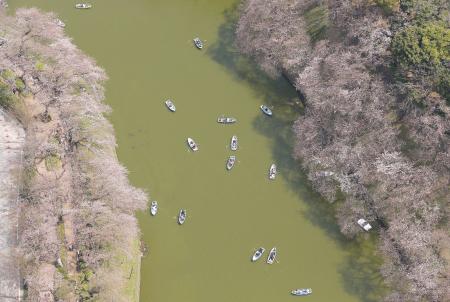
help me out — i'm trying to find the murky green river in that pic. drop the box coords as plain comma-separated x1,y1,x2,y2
9,0,384,301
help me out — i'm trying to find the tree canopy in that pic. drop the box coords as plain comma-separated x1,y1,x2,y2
392,23,450,66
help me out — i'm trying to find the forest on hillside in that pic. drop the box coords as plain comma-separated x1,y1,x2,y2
1,8,146,301
237,0,449,301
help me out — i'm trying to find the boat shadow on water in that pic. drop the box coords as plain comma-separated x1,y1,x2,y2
207,3,386,302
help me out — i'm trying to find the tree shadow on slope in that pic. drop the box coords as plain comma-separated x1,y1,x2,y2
207,3,386,302
206,3,301,114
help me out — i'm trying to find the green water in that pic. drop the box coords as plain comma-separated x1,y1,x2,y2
9,0,384,301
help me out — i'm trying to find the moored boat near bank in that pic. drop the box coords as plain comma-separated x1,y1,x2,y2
75,3,92,9
178,209,187,225
260,105,273,116
291,288,312,296
217,116,237,124
357,218,372,231
226,155,236,170
165,99,176,112
269,164,277,180
193,37,203,49
251,247,265,262
267,247,277,264
56,19,66,28
150,201,158,216
230,135,238,151
187,137,198,151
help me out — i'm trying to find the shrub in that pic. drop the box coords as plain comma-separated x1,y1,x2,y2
15,78,25,91
304,4,329,43
375,0,400,13
0,80,15,108
45,154,62,171
392,23,450,67
436,67,450,103
400,0,446,24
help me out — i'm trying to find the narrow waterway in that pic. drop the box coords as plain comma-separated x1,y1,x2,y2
9,1,385,301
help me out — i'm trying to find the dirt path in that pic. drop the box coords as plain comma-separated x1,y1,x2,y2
0,109,25,301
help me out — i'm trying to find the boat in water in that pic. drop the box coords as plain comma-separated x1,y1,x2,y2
226,156,236,171
165,99,176,112
267,247,277,264
230,135,238,151
56,19,66,28
269,164,277,180
150,201,158,216
193,37,203,49
75,3,92,9
178,209,187,225
260,105,273,116
217,116,237,124
251,247,265,262
291,288,312,296
187,138,198,151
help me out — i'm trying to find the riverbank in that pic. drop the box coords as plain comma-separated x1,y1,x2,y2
1,7,146,301
0,109,24,301
5,0,397,301
236,1,449,301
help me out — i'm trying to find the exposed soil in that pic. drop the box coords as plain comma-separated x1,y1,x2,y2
0,108,25,301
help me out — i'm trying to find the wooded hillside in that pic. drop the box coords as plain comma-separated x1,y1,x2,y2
0,8,147,301
237,0,449,301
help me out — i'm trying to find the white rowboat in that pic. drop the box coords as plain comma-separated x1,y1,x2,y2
193,37,203,49
260,105,273,116
269,164,277,180
226,156,236,170
217,116,237,124
178,209,186,225
251,247,265,262
357,218,372,231
267,247,277,264
56,19,66,28
291,288,312,296
230,135,238,151
187,138,198,151
150,201,158,216
165,99,176,112
75,3,92,9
